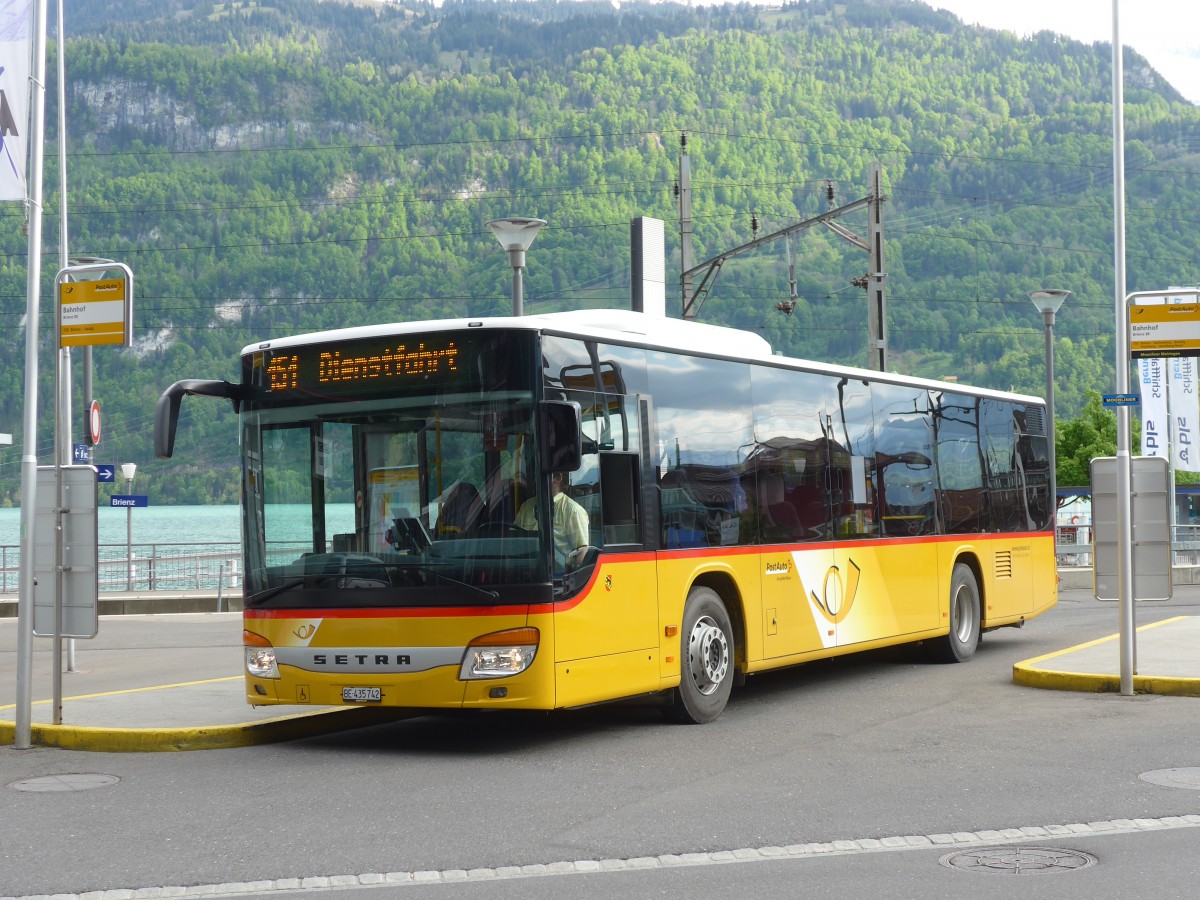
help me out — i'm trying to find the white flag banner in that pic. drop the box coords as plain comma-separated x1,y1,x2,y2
1140,357,1169,460
1170,356,1200,472
0,0,32,202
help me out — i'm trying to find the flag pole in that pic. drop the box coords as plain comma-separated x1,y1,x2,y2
14,0,51,749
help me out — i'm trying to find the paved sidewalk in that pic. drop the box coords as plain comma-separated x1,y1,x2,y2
0,678,406,751
1013,614,1200,697
0,613,406,751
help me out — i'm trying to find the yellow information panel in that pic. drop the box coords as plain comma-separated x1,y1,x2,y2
1130,303,1200,359
58,278,129,346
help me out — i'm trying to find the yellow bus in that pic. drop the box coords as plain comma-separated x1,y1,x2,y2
155,309,1057,723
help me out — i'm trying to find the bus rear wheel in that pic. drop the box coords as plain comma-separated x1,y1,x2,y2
929,562,980,663
668,586,735,724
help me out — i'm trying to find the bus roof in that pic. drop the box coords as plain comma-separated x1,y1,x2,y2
243,308,1043,407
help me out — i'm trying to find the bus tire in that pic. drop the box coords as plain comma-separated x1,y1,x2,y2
930,562,981,663
668,586,735,724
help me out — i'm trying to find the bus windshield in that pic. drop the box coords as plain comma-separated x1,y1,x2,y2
241,389,554,609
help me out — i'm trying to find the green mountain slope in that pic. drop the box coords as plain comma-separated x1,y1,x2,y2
2,0,1197,504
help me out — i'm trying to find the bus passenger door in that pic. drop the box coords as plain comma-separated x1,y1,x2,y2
758,459,836,660
747,365,837,659
554,393,658,663
834,382,940,648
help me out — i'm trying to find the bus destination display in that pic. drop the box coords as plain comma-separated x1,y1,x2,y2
258,337,461,400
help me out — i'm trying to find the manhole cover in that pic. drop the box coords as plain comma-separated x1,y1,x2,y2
9,773,121,793
940,846,1097,874
1140,768,1200,791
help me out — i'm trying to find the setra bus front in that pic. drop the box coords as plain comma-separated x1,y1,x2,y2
154,322,590,712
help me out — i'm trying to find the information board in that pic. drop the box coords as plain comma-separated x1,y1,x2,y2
1129,303,1200,359
58,278,132,347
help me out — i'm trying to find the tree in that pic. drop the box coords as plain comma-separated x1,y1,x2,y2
1056,392,1122,489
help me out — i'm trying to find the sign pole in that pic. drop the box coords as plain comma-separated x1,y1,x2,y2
124,465,136,590
56,0,77,684
1110,0,1135,697
41,263,132,730
53,258,65,725
1122,283,1200,696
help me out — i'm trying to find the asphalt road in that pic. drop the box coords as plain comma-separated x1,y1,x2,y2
2,586,1199,898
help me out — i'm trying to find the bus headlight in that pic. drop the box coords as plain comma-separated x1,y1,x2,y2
459,627,539,680
244,630,280,679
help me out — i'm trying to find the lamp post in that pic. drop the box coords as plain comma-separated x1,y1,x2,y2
486,217,546,316
122,462,137,590
1028,289,1071,530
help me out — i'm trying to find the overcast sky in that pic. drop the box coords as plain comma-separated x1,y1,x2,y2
929,0,1200,104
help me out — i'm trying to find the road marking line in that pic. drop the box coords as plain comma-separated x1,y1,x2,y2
0,676,243,711
5,814,1199,899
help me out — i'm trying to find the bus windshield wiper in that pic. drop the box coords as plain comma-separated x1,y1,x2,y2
390,560,500,601
245,576,317,608
245,572,388,607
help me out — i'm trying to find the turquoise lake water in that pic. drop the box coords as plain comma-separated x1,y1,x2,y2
0,504,354,549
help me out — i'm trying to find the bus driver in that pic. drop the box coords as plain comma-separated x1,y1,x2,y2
516,471,590,568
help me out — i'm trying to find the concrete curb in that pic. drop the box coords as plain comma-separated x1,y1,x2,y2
0,701,413,752
1013,617,1200,698
0,591,238,618
1012,663,1200,697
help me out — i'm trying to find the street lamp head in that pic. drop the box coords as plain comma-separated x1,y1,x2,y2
121,462,137,482
487,218,546,318
486,217,547,253
1027,289,1072,315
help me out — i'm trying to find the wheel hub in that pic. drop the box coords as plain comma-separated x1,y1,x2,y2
952,584,975,641
687,615,729,695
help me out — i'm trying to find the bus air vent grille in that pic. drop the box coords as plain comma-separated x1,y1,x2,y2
994,550,1013,579
1025,407,1046,436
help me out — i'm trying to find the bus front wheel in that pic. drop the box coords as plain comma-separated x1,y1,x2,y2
930,563,981,663
668,587,735,724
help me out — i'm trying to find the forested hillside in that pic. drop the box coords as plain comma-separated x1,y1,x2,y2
2,0,1198,505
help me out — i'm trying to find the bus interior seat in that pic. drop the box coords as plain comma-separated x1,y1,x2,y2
437,481,485,536
760,472,802,538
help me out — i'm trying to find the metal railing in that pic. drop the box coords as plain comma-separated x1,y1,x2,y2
1055,525,1200,568
5,531,1199,592
0,542,311,593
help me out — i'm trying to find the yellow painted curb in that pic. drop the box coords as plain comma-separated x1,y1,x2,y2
0,705,412,751
0,677,415,751
1013,616,1200,698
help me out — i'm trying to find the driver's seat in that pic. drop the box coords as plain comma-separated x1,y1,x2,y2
437,481,485,536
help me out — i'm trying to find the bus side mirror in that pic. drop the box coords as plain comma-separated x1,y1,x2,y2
154,379,245,459
539,400,582,473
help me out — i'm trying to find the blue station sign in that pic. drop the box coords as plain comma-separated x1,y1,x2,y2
1102,393,1140,408
110,495,149,508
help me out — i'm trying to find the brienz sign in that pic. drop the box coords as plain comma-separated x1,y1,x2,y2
109,495,148,508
